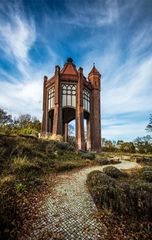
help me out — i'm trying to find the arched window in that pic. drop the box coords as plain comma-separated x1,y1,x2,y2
48,85,55,110
83,89,90,112
62,84,76,108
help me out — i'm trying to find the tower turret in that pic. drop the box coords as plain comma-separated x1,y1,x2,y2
88,65,101,90
88,65,101,151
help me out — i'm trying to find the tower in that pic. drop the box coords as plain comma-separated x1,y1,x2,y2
41,58,101,152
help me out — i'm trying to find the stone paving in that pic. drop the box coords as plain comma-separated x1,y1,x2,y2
28,160,140,240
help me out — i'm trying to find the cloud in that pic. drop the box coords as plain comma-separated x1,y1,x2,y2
45,0,119,27
0,77,43,117
0,15,35,62
0,1,36,78
102,121,146,141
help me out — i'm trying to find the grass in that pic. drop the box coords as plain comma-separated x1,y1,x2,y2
0,135,96,239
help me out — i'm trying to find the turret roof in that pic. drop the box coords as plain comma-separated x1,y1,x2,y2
61,58,78,75
88,65,100,76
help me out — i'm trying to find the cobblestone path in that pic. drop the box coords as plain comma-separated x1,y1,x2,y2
28,160,140,240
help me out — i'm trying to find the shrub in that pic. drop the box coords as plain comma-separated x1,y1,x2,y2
140,166,152,172
87,170,152,217
56,142,75,151
15,182,26,193
87,171,126,212
12,156,42,176
81,152,96,160
103,166,127,178
141,171,152,182
97,159,109,165
54,160,86,172
18,128,39,137
135,157,152,166
48,134,63,142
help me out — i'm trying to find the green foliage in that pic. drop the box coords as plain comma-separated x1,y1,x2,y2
101,139,116,152
101,135,152,154
134,136,152,154
0,108,41,136
120,142,135,153
15,182,26,193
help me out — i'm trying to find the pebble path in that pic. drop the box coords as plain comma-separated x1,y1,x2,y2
28,160,140,240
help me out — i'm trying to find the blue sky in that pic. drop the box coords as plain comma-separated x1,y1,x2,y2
0,0,152,140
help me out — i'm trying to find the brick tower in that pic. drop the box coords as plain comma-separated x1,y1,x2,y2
41,58,101,152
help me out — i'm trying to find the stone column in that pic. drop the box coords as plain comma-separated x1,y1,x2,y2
63,123,68,142
88,68,101,152
53,65,63,135
76,67,85,150
48,114,51,134
91,88,101,151
41,76,48,134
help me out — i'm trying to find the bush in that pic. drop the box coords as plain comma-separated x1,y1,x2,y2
135,157,152,166
56,142,75,151
81,152,96,160
103,166,127,178
87,170,152,217
54,160,88,172
141,171,152,182
18,128,39,137
139,166,152,173
97,159,109,165
87,171,126,212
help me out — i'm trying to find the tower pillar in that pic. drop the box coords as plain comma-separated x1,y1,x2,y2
53,65,63,135
41,76,48,133
76,67,85,150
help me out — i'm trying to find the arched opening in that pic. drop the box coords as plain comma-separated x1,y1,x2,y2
68,119,76,146
84,111,91,150
48,109,54,133
62,107,76,142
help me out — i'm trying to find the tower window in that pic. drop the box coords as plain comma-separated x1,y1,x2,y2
62,84,76,108
48,85,55,110
83,89,90,112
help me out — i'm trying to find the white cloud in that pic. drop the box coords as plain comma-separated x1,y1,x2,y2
0,3,36,77
102,121,146,141
52,0,119,27
0,78,43,118
0,15,35,62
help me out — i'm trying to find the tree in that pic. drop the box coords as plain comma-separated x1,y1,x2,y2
14,114,41,131
146,114,152,133
134,135,152,153
0,108,13,127
120,142,135,153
